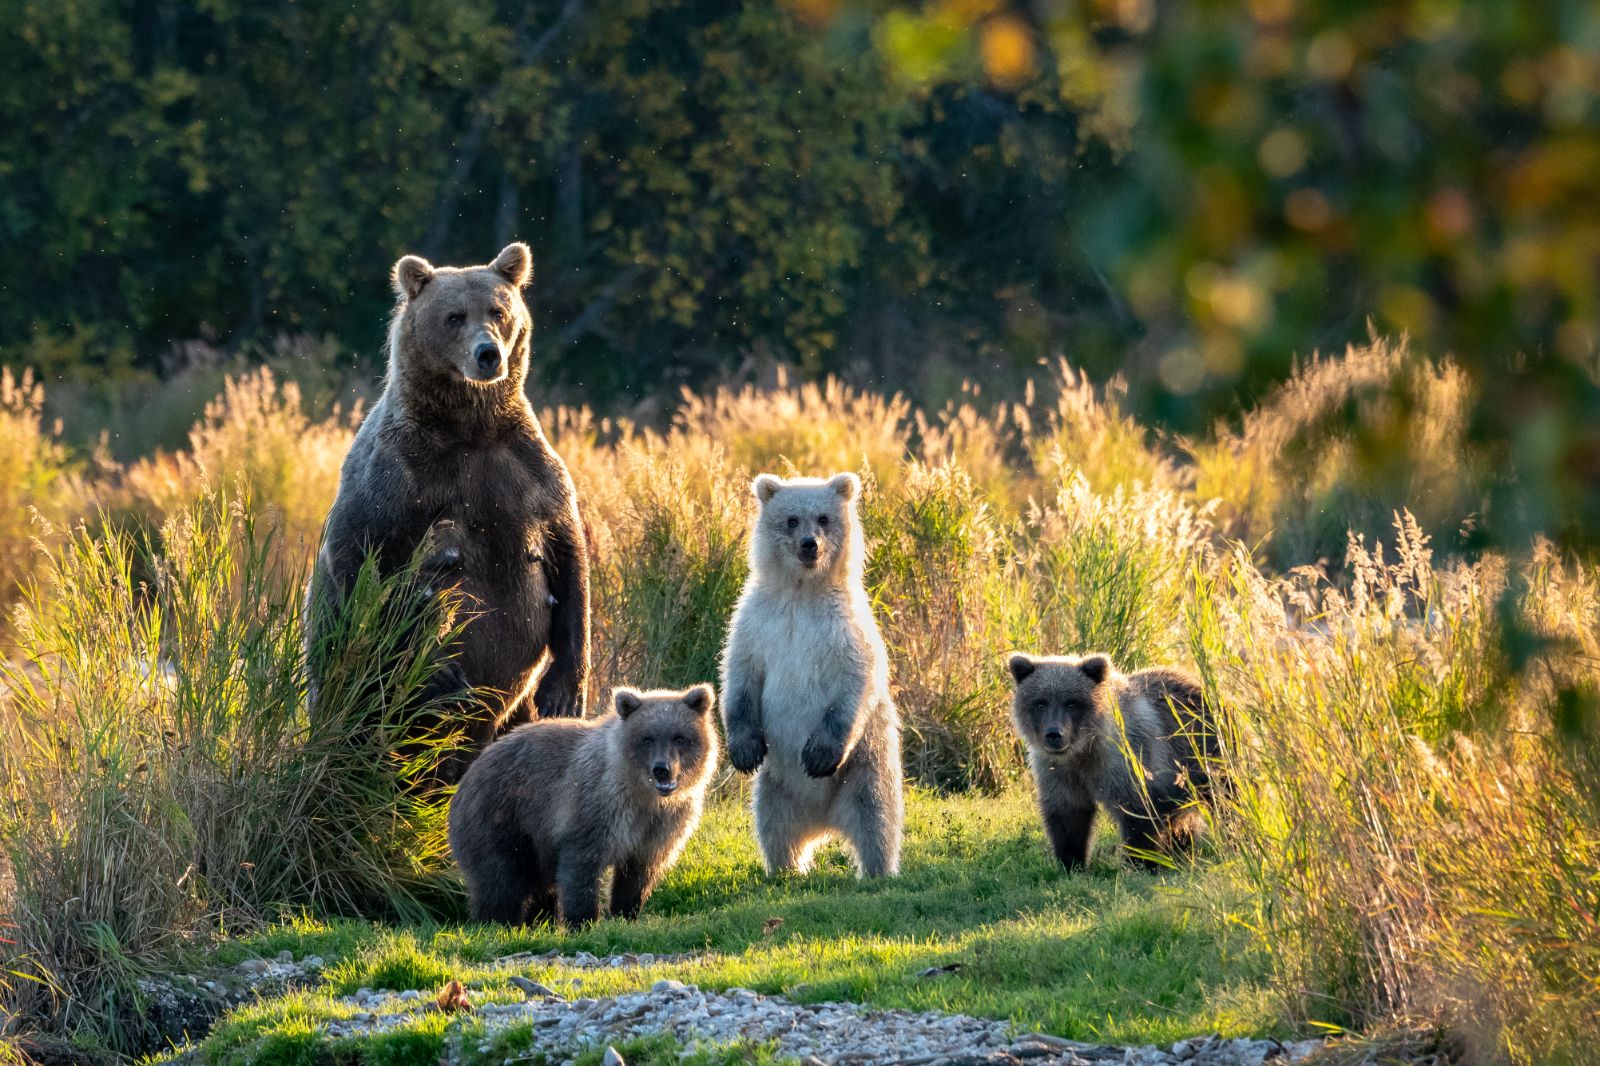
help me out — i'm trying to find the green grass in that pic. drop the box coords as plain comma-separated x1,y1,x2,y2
189,788,1275,1064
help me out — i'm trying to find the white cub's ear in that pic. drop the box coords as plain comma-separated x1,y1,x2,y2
829,472,860,500
491,242,533,288
682,684,715,715
392,254,435,301
1006,653,1036,685
1078,655,1111,685
752,474,784,504
614,687,643,718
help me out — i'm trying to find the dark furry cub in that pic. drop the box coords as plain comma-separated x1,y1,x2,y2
1006,652,1219,870
448,684,719,927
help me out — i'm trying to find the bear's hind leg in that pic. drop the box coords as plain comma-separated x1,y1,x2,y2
755,773,825,874
834,762,903,878
466,847,543,925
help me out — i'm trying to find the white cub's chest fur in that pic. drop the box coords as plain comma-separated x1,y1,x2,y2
742,588,875,755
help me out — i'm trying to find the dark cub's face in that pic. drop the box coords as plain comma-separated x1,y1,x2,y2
391,243,533,387
615,684,718,797
1006,653,1112,756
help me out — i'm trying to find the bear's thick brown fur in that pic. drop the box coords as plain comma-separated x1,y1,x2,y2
1006,652,1217,870
308,243,590,779
448,684,718,927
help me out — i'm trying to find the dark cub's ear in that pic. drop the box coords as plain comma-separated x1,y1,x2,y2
392,254,435,301
491,242,533,288
1078,655,1111,685
614,687,643,719
681,684,715,715
1006,653,1036,685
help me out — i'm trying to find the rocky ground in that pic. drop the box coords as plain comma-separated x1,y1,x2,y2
306,951,1327,1066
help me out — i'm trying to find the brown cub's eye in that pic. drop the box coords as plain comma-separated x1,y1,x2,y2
672,735,688,746
446,311,466,327
816,515,829,527
1034,700,1048,713
786,516,799,530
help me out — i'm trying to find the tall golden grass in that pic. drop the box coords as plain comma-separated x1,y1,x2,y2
0,340,1594,1060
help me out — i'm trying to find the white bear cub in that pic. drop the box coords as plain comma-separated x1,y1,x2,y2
719,472,903,878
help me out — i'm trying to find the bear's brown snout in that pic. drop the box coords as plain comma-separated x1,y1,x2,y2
651,761,678,794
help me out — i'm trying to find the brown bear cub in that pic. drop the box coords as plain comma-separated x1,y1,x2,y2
309,243,590,781
448,684,718,927
1006,653,1217,870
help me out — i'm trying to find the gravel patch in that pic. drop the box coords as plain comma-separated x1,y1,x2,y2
490,949,701,970
321,979,1327,1066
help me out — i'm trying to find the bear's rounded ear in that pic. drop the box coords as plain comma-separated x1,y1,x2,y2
829,472,860,501
491,242,533,289
682,684,715,715
1006,653,1036,685
393,255,435,301
1078,655,1111,685
752,474,783,504
614,687,643,719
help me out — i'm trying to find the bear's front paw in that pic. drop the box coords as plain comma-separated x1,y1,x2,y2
728,732,767,774
801,733,845,778
533,671,582,719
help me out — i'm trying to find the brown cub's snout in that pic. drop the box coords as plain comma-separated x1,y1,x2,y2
615,683,715,799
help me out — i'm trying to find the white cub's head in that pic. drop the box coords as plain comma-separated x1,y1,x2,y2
749,472,863,584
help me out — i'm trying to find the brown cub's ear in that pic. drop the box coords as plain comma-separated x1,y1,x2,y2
681,684,715,715
1006,653,1036,685
752,474,783,504
829,472,860,500
393,255,435,301
491,242,533,289
1078,655,1111,684
614,687,643,719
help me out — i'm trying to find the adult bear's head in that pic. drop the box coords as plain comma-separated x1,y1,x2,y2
387,243,534,395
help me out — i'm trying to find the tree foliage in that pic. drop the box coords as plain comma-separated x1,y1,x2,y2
3,0,1598,544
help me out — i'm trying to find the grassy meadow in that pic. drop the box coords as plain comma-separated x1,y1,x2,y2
1,341,1597,1063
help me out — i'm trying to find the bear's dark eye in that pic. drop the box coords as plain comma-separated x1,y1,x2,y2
446,311,466,327
672,735,688,746
490,306,507,324
816,515,829,527
786,516,799,530
1033,700,1049,713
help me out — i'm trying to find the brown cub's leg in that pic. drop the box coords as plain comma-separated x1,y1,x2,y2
555,850,604,928
1043,803,1097,870
609,857,659,920
1111,808,1170,870
466,847,544,925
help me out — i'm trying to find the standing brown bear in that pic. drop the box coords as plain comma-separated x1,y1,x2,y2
308,243,590,777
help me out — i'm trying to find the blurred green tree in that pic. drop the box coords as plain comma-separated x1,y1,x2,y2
863,0,1600,547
